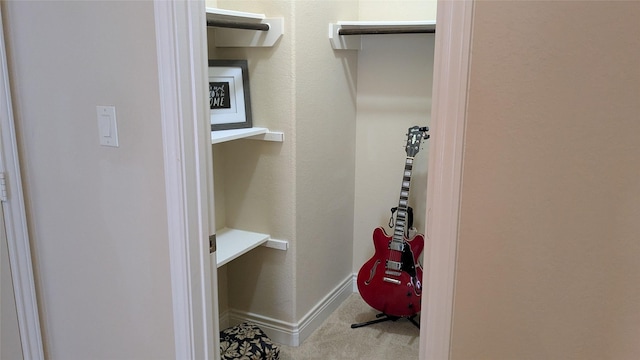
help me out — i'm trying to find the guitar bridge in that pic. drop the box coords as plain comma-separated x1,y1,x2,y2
383,277,401,285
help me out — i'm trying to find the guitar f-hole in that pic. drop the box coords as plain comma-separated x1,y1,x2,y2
364,260,380,285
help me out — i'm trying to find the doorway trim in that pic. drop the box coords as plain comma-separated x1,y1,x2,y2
153,0,475,358
153,1,217,359
419,0,474,359
0,7,45,360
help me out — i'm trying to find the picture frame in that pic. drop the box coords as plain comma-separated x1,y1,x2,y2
208,59,253,131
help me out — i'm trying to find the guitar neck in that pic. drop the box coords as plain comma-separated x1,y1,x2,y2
392,156,414,243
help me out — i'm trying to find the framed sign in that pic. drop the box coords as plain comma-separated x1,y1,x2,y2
208,59,253,131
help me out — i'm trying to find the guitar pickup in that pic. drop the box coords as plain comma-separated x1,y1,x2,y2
388,242,405,252
386,260,403,271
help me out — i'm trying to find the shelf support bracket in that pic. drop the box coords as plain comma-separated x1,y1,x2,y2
262,238,289,251
246,131,284,142
329,23,361,50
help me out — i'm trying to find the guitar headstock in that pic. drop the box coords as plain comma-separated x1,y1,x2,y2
405,126,429,157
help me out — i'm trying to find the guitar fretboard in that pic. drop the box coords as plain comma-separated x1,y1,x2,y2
391,156,414,244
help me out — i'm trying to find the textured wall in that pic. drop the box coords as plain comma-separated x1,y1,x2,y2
212,0,297,323
351,0,437,276
359,0,436,21
352,34,435,275
3,1,175,358
452,1,640,359
293,0,359,320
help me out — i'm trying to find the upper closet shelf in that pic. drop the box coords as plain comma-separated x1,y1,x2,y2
329,21,436,50
212,127,284,144
206,8,284,47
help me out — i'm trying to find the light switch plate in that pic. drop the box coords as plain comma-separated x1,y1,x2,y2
96,106,119,147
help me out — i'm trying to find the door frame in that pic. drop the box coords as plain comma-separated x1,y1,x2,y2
153,0,218,359
419,0,474,359
0,7,45,360
155,0,475,359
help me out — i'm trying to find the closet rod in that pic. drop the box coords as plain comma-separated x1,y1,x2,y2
338,27,435,36
207,19,270,31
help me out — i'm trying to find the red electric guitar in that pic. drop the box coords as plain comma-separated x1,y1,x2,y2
356,126,428,320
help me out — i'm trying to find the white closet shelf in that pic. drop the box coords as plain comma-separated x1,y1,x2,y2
329,20,436,50
215,227,288,268
206,8,265,21
211,127,284,144
206,7,284,47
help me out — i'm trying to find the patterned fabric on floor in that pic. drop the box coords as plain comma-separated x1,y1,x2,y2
220,321,280,360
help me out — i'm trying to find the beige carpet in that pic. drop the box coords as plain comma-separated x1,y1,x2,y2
278,293,420,360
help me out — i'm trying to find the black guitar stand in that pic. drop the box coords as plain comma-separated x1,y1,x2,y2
351,313,420,330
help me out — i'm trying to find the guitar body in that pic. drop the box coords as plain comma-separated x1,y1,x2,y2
357,226,424,317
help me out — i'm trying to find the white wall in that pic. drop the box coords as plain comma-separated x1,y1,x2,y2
352,34,435,274
293,0,359,320
352,1,437,276
359,0,437,21
3,1,175,358
452,1,640,359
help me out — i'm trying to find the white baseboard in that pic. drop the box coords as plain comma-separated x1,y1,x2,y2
218,310,230,330
226,274,356,346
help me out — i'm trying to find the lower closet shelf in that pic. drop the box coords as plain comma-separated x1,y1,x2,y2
211,127,284,144
215,228,270,267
